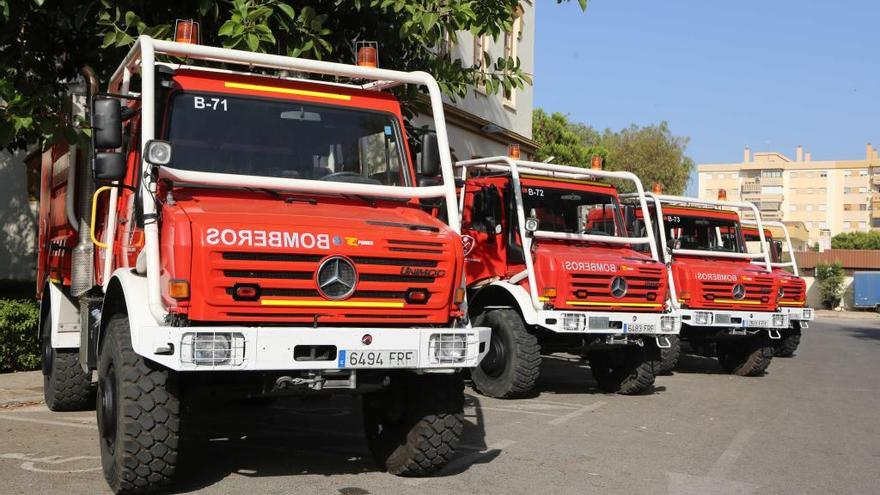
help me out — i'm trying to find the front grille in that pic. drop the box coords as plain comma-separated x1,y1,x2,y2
204,236,453,323
780,279,806,303
563,266,665,310
697,276,775,309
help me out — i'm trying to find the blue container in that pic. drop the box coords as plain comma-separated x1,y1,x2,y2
853,271,880,309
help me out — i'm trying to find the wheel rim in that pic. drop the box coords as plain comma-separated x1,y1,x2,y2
480,330,507,378
98,364,118,452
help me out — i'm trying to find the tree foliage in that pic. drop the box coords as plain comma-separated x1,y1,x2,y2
0,0,587,150
830,231,880,250
815,261,844,309
532,109,694,194
0,299,40,373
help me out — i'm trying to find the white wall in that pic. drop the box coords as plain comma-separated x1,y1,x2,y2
803,275,855,310
0,150,37,282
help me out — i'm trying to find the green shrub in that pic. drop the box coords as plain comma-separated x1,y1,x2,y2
815,262,845,309
0,299,41,373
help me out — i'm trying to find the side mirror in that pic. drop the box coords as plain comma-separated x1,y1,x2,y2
93,98,122,149
420,132,441,177
93,152,126,181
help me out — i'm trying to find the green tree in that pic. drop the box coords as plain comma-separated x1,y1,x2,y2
815,261,844,309
830,231,880,250
0,0,587,150
532,110,694,194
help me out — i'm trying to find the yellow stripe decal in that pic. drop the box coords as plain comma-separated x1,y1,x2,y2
712,299,762,305
260,299,404,308
224,81,351,101
565,301,663,308
778,302,805,307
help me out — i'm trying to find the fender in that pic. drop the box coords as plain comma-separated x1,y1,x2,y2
101,269,158,359
470,281,539,325
41,282,81,349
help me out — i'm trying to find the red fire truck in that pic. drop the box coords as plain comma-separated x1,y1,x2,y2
456,157,680,398
626,190,788,376
36,33,490,493
741,220,813,357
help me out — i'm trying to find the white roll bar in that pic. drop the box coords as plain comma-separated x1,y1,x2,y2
455,157,660,310
741,220,800,276
106,36,460,324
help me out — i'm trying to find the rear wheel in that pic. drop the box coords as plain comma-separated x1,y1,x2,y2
656,335,681,375
588,345,655,395
98,314,181,494
470,309,540,399
42,312,93,411
363,372,464,476
717,336,774,376
774,324,802,357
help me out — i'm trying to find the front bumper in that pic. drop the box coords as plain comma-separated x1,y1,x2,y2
133,325,491,372
535,310,680,335
780,306,814,321
680,309,789,329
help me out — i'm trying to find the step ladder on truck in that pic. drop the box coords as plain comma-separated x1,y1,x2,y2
740,219,814,357
35,31,490,494
622,189,788,376
455,156,681,398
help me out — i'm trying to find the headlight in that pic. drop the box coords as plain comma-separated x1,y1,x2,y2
802,308,812,319
694,312,712,325
181,332,246,366
563,313,586,331
429,333,469,363
661,316,677,333
772,314,787,328
144,139,172,165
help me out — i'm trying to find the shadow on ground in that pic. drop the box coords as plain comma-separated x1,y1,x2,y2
167,392,492,493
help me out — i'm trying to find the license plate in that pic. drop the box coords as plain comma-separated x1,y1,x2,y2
337,350,418,369
624,323,656,334
744,320,767,328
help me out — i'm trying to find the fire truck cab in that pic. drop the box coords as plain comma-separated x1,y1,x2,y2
36,35,490,493
741,220,814,357
457,157,680,398
625,191,788,376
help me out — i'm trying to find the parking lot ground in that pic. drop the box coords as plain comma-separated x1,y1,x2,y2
1,317,879,494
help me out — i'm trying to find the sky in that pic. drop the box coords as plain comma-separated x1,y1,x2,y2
533,0,879,195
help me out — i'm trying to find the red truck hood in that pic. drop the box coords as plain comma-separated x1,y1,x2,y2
532,242,669,312
167,188,462,324
772,268,807,306
671,255,779,311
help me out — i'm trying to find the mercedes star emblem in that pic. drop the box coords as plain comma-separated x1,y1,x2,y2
610,276,628,299
732,284,746,300
316,256,357,300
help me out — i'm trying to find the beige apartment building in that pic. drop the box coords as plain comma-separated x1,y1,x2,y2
697,144,880,248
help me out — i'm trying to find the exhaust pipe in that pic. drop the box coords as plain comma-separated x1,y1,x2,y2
70,66,98,297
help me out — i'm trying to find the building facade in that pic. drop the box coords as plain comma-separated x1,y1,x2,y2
412,1,537,161
698,144,880,248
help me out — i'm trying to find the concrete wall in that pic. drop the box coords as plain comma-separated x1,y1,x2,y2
0,150,37,283
802,275,856,310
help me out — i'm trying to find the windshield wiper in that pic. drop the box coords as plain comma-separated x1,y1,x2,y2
247,188,317,205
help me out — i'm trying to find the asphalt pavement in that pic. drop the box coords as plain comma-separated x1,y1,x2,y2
1,316,878,494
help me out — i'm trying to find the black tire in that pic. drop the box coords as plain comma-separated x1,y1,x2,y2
774,325,802,358
470,309,540,399
97,314,181,494
588,345,656,395
657,335,681,375
363,372,464,476
717,337,774,376
41,312,93,411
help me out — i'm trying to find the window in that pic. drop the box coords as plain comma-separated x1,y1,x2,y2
819,171,828,177
844,170,852,177
663,215,743,253
717,172,725,180
860,170,868,176
704,173,713,180
844,187,853,194
521,184,626,236
762,169,783,178
502,7,523,107
167,93,408,186
859,204,868,211
762,185,783,195
860,187,868,193
819,221,828,228
473,34,489,91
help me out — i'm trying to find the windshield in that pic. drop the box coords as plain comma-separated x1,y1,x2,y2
665,214,743,252
521,183,626,236
166,93,408,186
